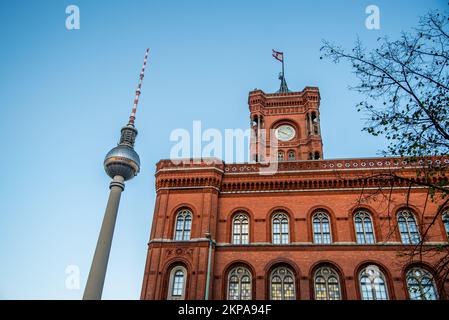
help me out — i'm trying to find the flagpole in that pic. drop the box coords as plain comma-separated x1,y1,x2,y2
273,49,289,93
282,54,285,79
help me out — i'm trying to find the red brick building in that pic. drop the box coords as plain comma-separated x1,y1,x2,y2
140,86,449,300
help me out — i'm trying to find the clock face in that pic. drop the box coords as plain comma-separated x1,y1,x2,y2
275,125,295,141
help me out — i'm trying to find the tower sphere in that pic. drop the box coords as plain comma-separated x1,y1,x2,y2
104,145,140,181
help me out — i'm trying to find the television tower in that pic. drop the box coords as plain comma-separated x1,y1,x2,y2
83,49,150,300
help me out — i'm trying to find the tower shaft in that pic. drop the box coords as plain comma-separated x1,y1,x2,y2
83,175,124,300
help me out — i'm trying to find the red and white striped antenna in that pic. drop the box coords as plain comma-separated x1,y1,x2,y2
128,48,150,126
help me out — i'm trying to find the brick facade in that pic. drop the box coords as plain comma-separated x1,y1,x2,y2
140,88,449,300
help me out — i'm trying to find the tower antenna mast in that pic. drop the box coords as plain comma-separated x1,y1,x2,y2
128,48,149,126
83,48,150,300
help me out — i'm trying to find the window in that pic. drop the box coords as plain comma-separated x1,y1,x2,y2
406,267,438,300
277,151,285,161
354,211,375,244
314,151,320,160
314,266,341,300
232,213,249,244
167,266,187,300
397,210,420,244
359,265,389,300
443,211,449,241
227,266,252,300
311,112,319,135
313,212,331,244
272,213,289,244
288,150,295,161
270,267,296,300
174,209,192,240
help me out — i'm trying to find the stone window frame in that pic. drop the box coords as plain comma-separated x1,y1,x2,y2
167,265,187,300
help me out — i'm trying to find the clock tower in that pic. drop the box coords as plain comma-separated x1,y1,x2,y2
249,84,324,162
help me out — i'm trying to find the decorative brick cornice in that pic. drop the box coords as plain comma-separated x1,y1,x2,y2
248,88,320,117
248,87,320,108
224,157,448,174
147,240,448,251
154,157,448,193
156,158,225,172
155,158,225,192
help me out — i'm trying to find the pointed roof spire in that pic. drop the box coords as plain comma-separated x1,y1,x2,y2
277,72,290,93
272,49,291,93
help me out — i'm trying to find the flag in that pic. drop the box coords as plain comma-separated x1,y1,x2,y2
272,49,283,62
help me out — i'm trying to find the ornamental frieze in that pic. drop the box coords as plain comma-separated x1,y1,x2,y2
155,157,448,192
165,247,194,259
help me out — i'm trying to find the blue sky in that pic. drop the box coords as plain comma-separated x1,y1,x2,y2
0,0,446,299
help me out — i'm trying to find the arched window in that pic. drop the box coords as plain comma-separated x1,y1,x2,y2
359,265,389,300
272,212,289,244
397,210,420,244
443,210,449,241
314,151,320,160
314,266,341,300
174,209,192,240
406,267,438,300
311,112,319,135
232,213,249,244
277,151,285,161
354,211,375,244
313,212,331,244
227,266,252,300
288,150,295,161
270,266,296,300
167,265,187,300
